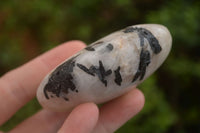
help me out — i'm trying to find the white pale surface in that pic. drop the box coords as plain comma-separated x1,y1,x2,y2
37,24,172,112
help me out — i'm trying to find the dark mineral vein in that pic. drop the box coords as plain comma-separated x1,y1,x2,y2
106,43,114,51
123,26,161,82
97,61,112,86
123,27,162,54
77,63,95,76
114,66,122,86
43,56,77,101
77,60,112,87
85,47,95,51
93,41,104,45
132,49,151,82
85,41,104,52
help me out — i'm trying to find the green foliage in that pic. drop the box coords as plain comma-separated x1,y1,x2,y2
147,0,200,48
0,0,200,132
0,37,24,70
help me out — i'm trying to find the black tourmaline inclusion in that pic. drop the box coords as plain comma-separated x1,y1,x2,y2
123,27,162,54
77,60,112,87
132,49,151,82
123,27,161,82
43,56,78,101
114,66,122,86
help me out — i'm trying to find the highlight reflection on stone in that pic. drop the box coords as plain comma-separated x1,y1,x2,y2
37,24,172,112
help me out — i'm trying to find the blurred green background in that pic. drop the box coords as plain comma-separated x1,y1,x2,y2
0,0,200,132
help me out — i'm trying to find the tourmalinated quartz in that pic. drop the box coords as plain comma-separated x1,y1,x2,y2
37,24,172,112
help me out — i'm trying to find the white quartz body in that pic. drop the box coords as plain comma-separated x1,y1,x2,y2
37,24,172,112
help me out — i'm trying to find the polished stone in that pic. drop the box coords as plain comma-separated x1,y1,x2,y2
37,24,172,112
